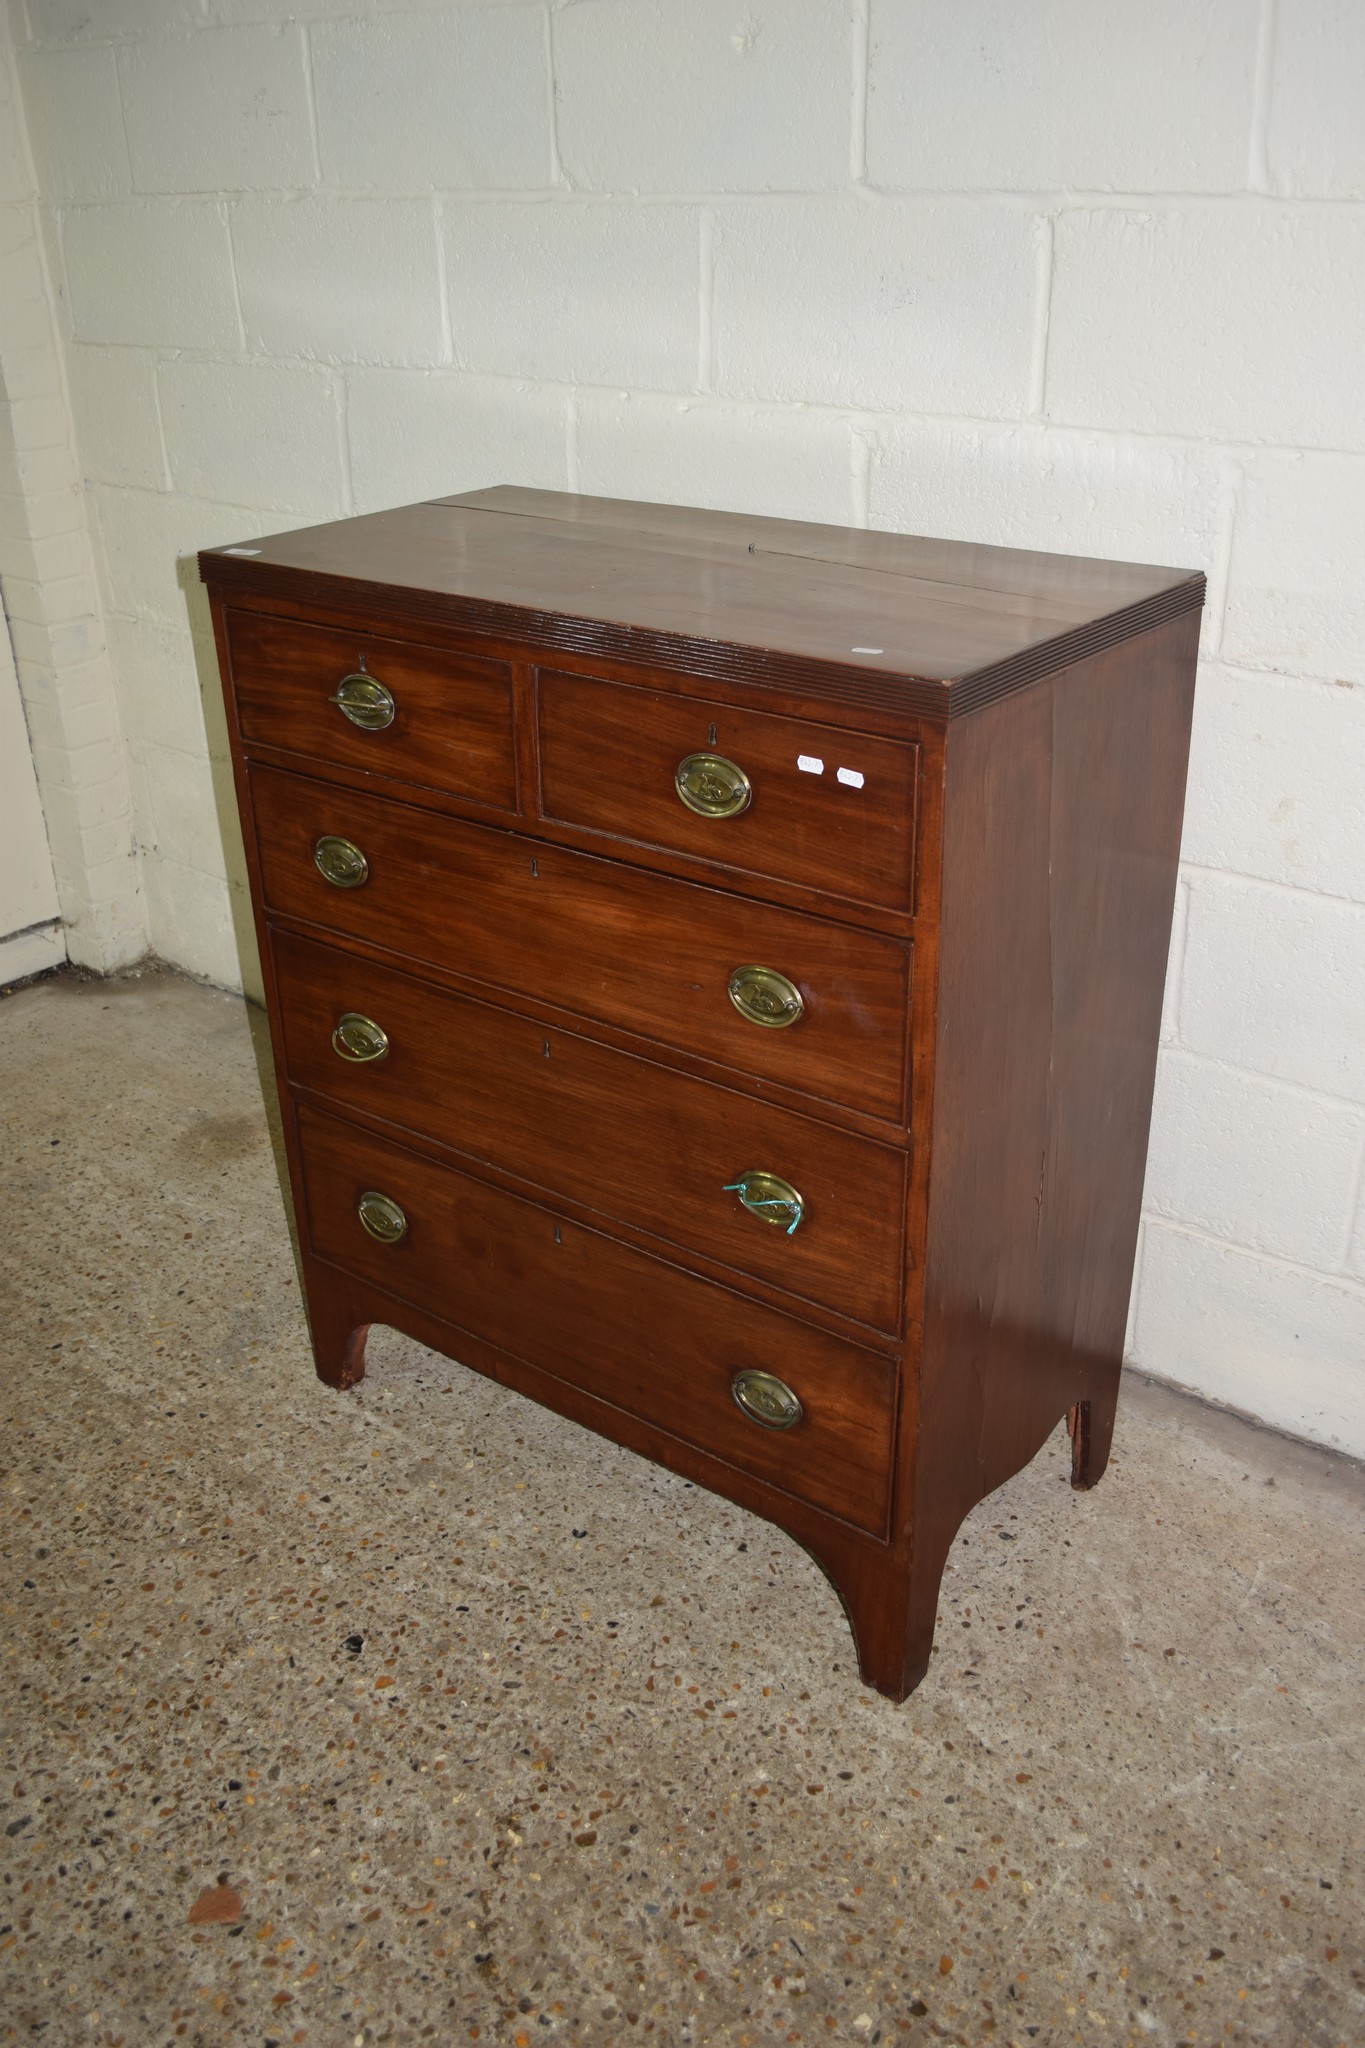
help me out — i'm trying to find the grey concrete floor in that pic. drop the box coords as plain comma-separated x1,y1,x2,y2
1,965,1361,2048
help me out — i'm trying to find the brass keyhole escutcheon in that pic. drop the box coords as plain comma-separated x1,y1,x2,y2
724,1170,804,1236
313,835,369,889
731,1369,803,1431
727,964,804,1030
332,1012,389,1064
330,673,396,730
675,751,752,819
357,1190,407,1244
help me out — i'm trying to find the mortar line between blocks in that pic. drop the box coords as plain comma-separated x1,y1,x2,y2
565,390,580,494
544,1,565,189
1248,0,1279,194
1143,1209,1365,1290
222,204,248,359
697,209,714,394
849,0,870,185
1334,1123,1365,1275
433,196,453,366
1027,213,1055,418
298,20,325,188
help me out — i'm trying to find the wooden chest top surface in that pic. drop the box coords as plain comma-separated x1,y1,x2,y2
200,485,1204,721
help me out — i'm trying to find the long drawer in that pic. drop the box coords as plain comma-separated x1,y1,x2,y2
227,607,517,811
273,928,906,1334
251,766,913,1123
296,1102,897,1536
538,667,918,911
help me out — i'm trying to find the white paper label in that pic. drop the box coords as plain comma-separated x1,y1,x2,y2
797,754,824,775
836,766,865,788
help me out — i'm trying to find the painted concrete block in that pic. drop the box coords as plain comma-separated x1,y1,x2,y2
117,25,315,195
1134,1220,1365,1457
62,201,238,351
141,853,246,992
712,201,1035,415
137,738,229,882
345,367,568,512
444,202,699,389
18,46,129,199
159,358,345,517
1181,874,1365,1104
233,197,444,365
869,419,1220,578
556,0,848,193
312,9,551,191
1221,451,1365,685
576,391,854,526
1144,1048,1365,1269
1048,208,1365,449
92,485,258,626
867,0,1257,194
1267,0,1365,198
1183,664,1365,904
66,346,164,490
107,617,208,758
24,0,201,40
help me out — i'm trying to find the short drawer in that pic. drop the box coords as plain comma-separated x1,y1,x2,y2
252,767,912,1124
296,1102,897,1535
273,929,906,1334
538,669,918,911
227,608,516,812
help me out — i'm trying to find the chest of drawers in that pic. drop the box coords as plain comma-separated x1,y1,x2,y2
202,487,1202,1700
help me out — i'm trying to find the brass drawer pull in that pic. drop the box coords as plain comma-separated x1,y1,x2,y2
728,964,803,1030
357,1189,407,1244
313,834,369,889
724,1170,804,1236
732,1369,803,1431
332,1011,389,1064
330,672,396,730
675,751,752,819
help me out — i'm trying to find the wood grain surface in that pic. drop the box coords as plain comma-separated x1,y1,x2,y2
249,764,914,1123
295,1099,898,1536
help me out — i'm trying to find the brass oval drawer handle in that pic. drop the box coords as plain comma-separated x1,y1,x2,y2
330,672,395,730
357,1189,407,1244
728,964,803,1030
313,834,369,889
675,751,752,819
724,1169,804,1236
732,1368,803,1431
332,1011,389,1064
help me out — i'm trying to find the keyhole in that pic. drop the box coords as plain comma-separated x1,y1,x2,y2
530,855,538,878
554,1225,562,1245
707,722,717,747
543,1040,551,1059
357,652,368,674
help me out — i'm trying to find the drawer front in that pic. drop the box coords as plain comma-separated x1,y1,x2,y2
274,929,906,1334
297,1102,896,1534
252,767,912,1123
227,609,517,811
539,668,918,911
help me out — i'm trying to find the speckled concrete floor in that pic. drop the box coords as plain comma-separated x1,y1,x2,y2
1,966,1361,2048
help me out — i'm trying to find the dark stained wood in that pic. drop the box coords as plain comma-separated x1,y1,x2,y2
199,487,1203,722
882,610,1202,1697
249,764,914,1124
226,605,517,811
537,666,918,912
295,1100,898,1537
201,487,1202,1702
273,928,907,1335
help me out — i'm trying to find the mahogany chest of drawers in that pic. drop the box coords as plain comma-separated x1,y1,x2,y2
201,487,1202,1701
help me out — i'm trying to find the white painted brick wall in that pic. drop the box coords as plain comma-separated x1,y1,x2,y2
6,0,1363,1452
